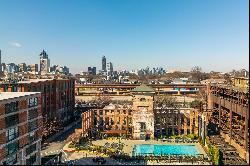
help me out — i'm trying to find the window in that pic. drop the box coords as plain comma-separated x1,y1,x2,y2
26,143,36,155
28,109,38,120
140,123,146,132
6,127,19,142
26,154,36,165
12,86,18,92
28,97,38,108
5,154,17,165
6,141,19,156
28,120,38,132
140,98,146,102
5,114,19,128
117,117,120,124
4,85,8,92
5,101,19,114
29,132,36,143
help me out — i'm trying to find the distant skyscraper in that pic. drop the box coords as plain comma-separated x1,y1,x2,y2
88,67,97,75
18,63,27,72
92,67,96,75
27,64,38,74
102,56,106,72
107,62,113,76
39,50,50,75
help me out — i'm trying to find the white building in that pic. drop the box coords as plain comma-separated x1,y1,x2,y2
39,50,50,75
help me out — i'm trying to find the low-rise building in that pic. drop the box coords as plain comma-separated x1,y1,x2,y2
0,92,42,165
232,77,249,89
80,84,199,140
200,78,227,85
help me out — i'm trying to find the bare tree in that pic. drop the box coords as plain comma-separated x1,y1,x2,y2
154,95,178,109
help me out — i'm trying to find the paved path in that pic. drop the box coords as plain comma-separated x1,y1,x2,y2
41,120,82,163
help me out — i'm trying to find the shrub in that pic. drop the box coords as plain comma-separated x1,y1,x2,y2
68,143,75,148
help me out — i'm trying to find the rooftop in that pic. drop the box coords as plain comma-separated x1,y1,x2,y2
18,79,53,83
0,92,41,101
131,84,155,92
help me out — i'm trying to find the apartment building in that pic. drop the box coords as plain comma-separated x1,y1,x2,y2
0,78,75,138
0,92,42,165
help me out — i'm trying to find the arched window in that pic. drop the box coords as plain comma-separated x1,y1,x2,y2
140,98,146,102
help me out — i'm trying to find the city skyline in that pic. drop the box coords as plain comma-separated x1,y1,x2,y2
0,0,249,74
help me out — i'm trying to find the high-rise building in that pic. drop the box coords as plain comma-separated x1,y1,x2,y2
102,56,106,72
6,63,18,73
1,63,6,73
18,63,27,72
39,50,50,75
27,64,38,74
88,67,97,75
107,62,113,76
92,67,96,75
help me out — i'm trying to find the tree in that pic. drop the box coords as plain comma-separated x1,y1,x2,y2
190,66,202,82
223,73,232,84
190,66,209,82
154,95,178,108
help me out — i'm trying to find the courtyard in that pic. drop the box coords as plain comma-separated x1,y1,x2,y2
63,137,211,165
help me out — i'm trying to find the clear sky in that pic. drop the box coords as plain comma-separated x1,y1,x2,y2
0,0,249,74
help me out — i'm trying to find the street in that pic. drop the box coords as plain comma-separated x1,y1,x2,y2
41,120,82,163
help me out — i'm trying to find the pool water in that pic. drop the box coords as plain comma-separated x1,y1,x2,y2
133,144,199,156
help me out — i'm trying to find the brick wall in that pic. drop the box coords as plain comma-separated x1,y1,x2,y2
19,124,28,148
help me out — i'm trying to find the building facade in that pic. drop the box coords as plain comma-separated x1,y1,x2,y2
27,64,38,74
232,77,249,89
0,92,42,165
18,63,27,72
81,84,198,140
102,56,106,72
39,50,50,75
206,83,249,162
0,78,75,138
106,62,113,76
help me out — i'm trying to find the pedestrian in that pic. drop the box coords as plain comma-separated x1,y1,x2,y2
86,153,87,157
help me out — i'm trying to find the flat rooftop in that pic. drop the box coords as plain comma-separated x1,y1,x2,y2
18,79,53,83
0,92,41,101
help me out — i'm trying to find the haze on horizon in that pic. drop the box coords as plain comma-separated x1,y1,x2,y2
0,0,249,74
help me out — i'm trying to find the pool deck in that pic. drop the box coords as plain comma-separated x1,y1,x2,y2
92,139,208,157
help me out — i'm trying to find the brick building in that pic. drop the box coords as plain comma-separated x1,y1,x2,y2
0,78,75,138
0,92,42,165
81,84,199,139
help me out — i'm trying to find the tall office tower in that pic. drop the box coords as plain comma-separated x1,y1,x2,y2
102,56,106,72
92,67,96,75
39,50,50,75
107,62,113,76
0,50,2,73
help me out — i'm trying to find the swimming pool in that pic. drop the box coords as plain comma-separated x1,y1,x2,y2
133,144,199,156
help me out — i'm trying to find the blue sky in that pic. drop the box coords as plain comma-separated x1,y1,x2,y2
0,0,249,74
